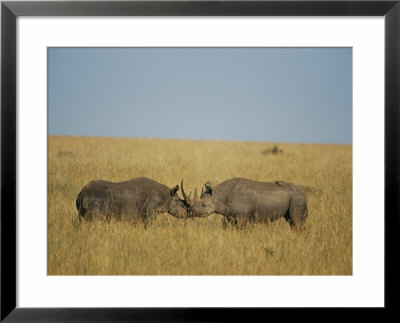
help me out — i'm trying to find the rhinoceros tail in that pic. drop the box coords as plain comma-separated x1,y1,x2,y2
76,190,82,211
76,190,87,221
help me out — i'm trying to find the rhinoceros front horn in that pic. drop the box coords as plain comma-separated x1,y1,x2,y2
181,180,192,205
193,188,199,202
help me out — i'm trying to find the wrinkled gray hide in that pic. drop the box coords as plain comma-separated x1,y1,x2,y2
189,177,308,229
76,177,189,226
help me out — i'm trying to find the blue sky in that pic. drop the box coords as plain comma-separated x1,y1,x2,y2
48,47,352,144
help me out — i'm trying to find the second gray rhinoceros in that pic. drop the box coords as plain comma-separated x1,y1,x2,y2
76,177,192,226
189,177,308,229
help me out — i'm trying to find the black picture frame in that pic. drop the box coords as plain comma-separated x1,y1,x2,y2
1,0,399,321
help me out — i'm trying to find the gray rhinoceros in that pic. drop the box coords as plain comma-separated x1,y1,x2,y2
189,177,308,229
76,177,192,226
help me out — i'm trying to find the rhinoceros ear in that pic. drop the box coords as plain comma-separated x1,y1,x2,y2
204,182,212,195
170,185,179,196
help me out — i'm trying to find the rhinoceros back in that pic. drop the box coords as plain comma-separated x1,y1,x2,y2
76,177,170,220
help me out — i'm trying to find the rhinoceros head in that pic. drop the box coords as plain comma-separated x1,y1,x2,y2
168,181,192,218
188,181,215,217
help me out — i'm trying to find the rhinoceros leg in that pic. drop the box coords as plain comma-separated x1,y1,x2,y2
235,213,252,230
81,198,104,221
141,209,158,229
287,194,308,230
222,215,236,229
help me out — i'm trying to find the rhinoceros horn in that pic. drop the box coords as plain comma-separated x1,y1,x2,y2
180,180,192,205
193,188,200,202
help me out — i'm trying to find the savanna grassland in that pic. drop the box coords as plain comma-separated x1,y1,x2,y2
48,136,352,275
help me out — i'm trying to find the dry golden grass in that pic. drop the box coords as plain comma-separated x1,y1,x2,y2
48,136,352,275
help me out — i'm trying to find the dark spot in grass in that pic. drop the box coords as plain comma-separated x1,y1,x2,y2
263,247,274,256
262,145,283,155
58,150,76,158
